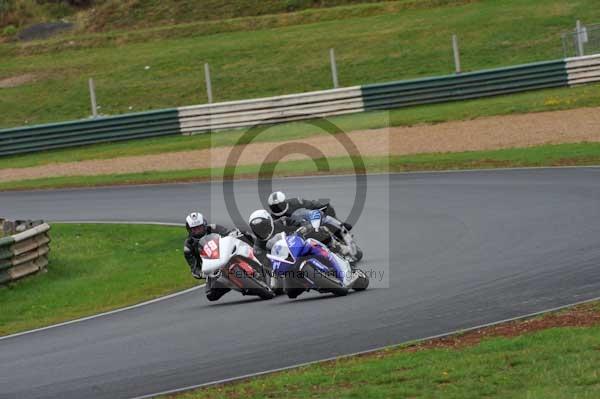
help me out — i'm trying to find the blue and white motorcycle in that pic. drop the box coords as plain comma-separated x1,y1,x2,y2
267,211,369,299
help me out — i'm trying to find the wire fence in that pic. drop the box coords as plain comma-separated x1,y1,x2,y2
562,23,600,58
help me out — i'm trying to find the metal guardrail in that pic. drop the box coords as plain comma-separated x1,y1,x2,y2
565,54,600,85
0,223,51,284
0,109,179,157
361,60,568,111
1,55,600,157
178,86,365,133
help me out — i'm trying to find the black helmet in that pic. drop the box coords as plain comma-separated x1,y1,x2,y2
186,212,207,238
267,191,288,217
248,209,275,241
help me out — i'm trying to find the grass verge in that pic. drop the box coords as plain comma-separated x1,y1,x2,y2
0,223,195,337
2,82,600,170
2,142,600,191
164,301,600,399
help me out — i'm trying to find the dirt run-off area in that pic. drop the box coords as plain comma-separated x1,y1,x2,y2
2,106,600,183
407,303,600,351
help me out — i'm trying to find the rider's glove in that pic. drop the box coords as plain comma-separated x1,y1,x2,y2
228,228,243,238
295,225,308,236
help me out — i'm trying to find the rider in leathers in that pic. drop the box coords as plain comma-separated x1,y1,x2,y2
247,209,293,265
183,212,229,279
267,191,355,233
267,191,337,219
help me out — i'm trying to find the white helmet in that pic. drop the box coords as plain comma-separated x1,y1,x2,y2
268,191,288,216
248,209,274,241
186,212,207,238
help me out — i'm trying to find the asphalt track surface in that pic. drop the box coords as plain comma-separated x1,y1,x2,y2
1,168,600,398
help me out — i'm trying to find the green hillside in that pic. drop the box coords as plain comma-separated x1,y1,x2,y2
0,0,595,128
0,0,392,33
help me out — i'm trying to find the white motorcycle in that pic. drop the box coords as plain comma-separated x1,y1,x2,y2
199,233,275,302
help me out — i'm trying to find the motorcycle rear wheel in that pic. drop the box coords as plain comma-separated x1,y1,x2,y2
249,276,276,300
331,287,349,296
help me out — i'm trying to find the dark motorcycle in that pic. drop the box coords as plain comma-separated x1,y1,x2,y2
289,208,363,264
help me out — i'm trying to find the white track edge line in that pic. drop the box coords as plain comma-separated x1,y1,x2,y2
5,165,600,194
0,284,205,341
53,221,184,226
131,295,600,399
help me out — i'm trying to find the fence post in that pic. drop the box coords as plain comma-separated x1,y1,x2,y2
204,63,213,103
88,78,98,118
452,34,461,74
330,48,339,89
576,20,585,57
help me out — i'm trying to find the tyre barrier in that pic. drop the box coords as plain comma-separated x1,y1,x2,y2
0,221,51,284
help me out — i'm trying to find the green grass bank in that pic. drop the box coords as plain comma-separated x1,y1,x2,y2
0,223,195,336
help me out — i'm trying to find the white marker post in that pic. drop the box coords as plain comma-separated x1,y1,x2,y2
330,48,339,89
204,63,213,104
576,20,586,57
88,78,98,118
452,34,461,74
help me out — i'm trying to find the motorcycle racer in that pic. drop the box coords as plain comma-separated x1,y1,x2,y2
248,209,304,294
267,191,336,219
247,209,291,263
183,212,230,279
267,191,352,230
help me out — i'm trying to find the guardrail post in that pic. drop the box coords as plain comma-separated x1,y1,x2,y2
330,48,340,89
204,63,214,104
88,78,98,118
576,20,585,57
452,34,461,74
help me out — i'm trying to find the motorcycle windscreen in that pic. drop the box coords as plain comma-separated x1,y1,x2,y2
267,234,296,264
309,210,322,230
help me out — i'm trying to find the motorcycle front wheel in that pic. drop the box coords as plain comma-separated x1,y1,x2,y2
206,288,230,301
285,288,305,299
352,269,369,291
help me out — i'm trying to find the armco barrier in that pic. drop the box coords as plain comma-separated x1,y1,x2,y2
1,55,600,157
177,86,365,134
565,54,600,85
0,109,179,157
360,59,568,111
0,223,51,284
